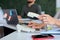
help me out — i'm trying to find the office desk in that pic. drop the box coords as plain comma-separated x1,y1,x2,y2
1,24,60,40
0,19,60,40
0,31,60,40
0,19,17,30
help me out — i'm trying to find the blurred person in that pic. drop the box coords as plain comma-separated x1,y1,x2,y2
21,0,41,18
19,0,41,19
18,0,45,28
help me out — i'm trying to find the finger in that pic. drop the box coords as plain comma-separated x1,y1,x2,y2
28,21,34,27
27,24,32,27
43,20,48,24
37,15,43,20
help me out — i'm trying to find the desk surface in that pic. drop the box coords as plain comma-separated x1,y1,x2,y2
0,19,60,40
0,31,60,40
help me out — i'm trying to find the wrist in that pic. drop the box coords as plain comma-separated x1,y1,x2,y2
54,19,57,25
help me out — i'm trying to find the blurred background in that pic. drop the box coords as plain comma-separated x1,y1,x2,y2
56,0,60,12
0,0,56,17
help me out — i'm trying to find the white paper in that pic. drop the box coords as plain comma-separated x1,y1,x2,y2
27,12,39,18
16,24,35,32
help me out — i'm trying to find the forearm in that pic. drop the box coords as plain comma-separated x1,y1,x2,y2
55,19,60,27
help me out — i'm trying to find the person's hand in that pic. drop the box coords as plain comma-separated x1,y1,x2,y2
28,21,35,28
38,14,56,25
4,13,8,18
8,16,11,21
17,15,24,23
17,15,22,19
28,21,46,29
37,15,43,21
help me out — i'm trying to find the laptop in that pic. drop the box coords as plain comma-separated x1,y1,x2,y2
3,9,18,25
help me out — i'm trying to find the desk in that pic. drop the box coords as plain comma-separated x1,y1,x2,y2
1,24,60,40
0,20,5,38
0,19,60,40
0,19,17,30
0,31,60,40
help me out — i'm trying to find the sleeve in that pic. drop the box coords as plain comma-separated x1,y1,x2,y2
37,5,41,15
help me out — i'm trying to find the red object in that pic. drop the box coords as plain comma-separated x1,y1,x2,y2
32,37,54,40
32,35,54,40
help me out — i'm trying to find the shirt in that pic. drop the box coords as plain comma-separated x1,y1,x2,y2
21,4,41,19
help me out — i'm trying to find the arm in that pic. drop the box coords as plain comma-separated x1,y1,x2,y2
55,19,60,27
17,15,24,23
37,14,60,27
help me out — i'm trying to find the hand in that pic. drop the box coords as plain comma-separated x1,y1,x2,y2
28,21,35,28
8,16,11,21
4,13,8,18
40,14,56,25
37,15,43,21
28,21,46,29
17,15,22,19
17,15,24,23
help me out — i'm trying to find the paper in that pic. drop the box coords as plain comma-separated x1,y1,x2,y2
16,24,35,32
27,12,39,18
